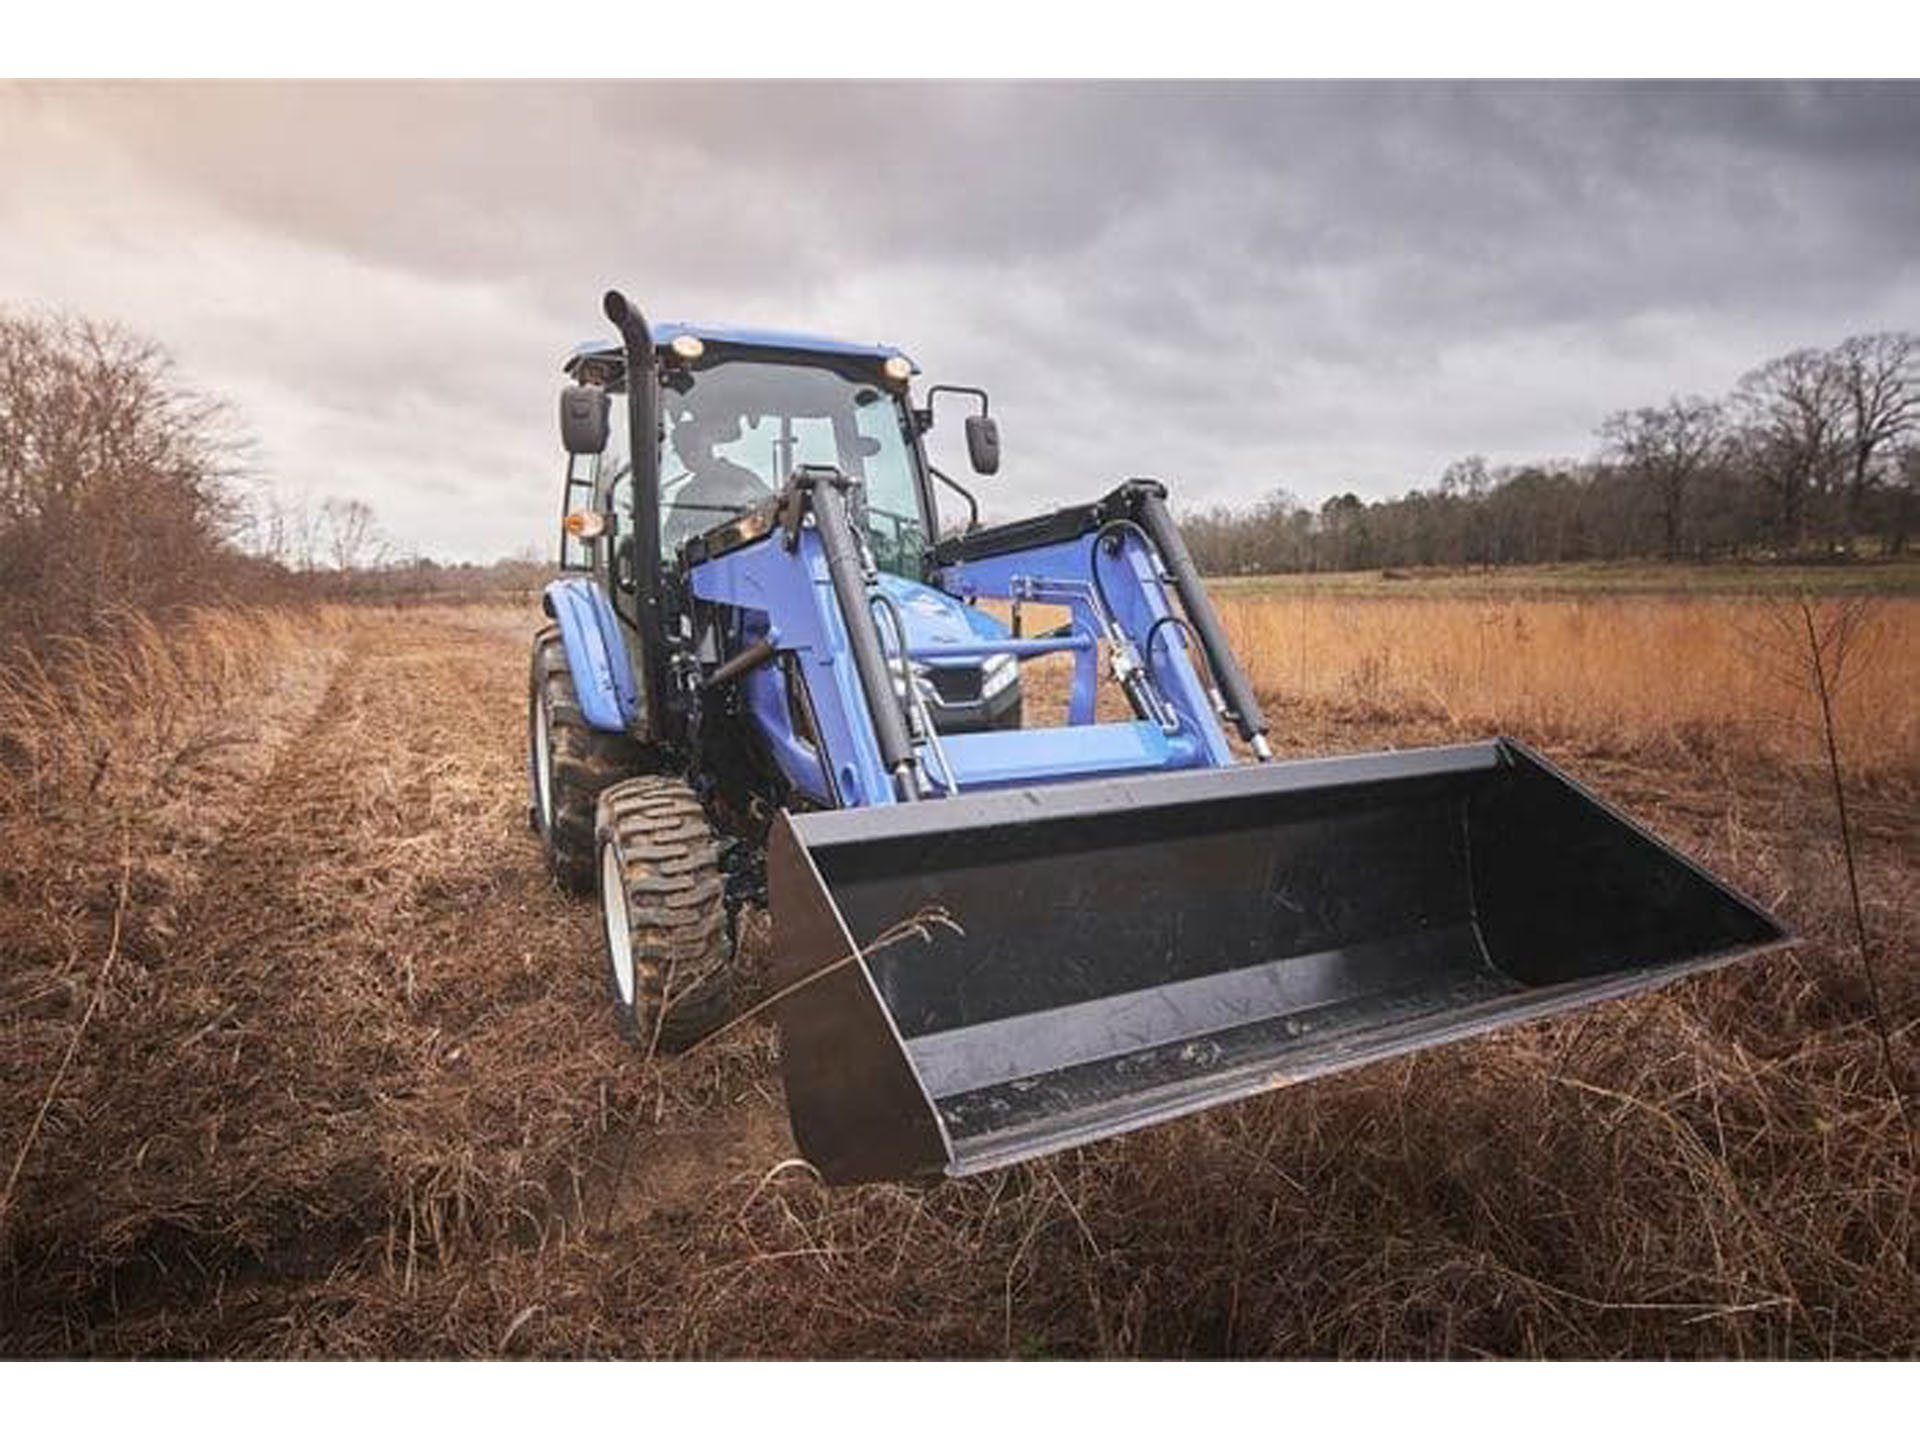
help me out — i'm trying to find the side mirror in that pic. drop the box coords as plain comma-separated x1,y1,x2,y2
560,384,610,456
965,414,1000,476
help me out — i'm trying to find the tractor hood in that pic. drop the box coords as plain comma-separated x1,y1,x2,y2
872,572,1008,664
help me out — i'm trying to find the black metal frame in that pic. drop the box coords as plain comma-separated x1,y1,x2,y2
589,295,963,755
557,453,598,572
914,383,990,430
926,466,981,534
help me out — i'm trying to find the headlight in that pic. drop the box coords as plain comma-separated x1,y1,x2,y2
981,653,1019,697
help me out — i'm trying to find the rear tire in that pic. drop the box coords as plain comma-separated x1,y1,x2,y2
595,775,735,1052
529,624,647,894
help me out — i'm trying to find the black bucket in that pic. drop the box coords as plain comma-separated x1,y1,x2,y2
767,740,1789,1183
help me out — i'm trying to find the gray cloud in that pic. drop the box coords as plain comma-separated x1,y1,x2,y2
2,80,1915,559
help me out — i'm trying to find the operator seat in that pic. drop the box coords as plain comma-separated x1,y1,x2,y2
663,411,772,554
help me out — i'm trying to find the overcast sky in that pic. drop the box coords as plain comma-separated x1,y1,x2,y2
3,80,1916,561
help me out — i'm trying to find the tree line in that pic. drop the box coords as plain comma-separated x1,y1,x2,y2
7,309,1914,661
0,310,280,643
1181,331,1919,575
1,310,549,654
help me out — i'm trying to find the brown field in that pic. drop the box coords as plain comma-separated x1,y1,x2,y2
1,588,1914,1357
1219,593,1920,778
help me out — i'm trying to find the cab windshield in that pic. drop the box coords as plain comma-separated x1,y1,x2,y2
657,357,928,578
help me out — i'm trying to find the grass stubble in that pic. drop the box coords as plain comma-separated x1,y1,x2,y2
0,589,1913,1357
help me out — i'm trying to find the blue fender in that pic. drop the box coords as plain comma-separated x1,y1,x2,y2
541,578,639,733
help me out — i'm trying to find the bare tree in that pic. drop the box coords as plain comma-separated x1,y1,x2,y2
1735,348,1849,553
0,310,250,642
1439,455,1493,567
1889,441,1919,557
1316,492,1372,571
1831,331,1918,552
1599,396,1724,561
318,496,385,579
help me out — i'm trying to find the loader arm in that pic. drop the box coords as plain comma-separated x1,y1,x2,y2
931,478,1273,756
690,471,1241,804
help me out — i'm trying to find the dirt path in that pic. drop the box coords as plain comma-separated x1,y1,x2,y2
2,606,793,1353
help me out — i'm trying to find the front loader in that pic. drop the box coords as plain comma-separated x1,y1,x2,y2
529,290,1788,1184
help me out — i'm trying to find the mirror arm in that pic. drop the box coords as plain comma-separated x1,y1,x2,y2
922,384,990,423
929,465,981,533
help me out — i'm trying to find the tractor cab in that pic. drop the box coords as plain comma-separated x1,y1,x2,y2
557,323,1019,738
562,324,950,577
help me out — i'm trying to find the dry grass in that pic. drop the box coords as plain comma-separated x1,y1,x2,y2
0,603,797,1354
1217,593,1920,779
1,592,1914,1357
1207,555,1920,600
0,606,348,1028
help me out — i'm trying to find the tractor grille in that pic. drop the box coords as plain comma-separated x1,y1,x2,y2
926,666,982,706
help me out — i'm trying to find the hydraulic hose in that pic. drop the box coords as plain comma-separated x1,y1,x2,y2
805,468,923,801
1126,481,1273,759
703,637,777,690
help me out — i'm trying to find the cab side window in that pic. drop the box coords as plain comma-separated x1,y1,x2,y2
558,451,598,570
852,397,925,580
559,389,631,571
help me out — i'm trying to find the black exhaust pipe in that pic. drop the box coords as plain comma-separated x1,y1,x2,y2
603,289,668,742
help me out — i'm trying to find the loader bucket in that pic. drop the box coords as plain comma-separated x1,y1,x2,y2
768,739,1788,1183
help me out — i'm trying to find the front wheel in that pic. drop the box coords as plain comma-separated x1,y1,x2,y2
595,776,736,1052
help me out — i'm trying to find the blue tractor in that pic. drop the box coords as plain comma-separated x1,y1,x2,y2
529,291,1787,1183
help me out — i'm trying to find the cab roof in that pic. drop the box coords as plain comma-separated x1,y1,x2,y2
564,321,916,376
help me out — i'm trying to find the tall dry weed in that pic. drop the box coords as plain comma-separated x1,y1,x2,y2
0,606,347,1260
1216,593,1918,779
0,604,349,812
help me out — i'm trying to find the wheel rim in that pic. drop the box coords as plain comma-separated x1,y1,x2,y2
532,693,554,830
601,841,636,1006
